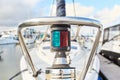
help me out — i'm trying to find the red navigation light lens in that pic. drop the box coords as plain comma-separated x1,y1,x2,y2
60,31,69,47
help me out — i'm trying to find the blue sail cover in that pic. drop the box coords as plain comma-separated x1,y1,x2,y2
56,0,66,16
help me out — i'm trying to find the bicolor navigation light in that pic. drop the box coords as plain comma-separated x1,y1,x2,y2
51,24,71,52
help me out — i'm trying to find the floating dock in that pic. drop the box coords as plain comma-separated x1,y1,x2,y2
99,55,120,80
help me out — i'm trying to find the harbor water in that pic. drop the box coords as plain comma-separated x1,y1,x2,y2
0,44,22,80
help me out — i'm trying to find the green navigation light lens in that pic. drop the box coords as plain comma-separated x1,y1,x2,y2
52,31,60,47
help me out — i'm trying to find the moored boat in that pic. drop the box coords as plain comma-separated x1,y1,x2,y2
101,24,120,65
18,0,103,80
0,34,19,45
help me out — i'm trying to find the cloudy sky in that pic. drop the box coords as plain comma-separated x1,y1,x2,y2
0,0,120,28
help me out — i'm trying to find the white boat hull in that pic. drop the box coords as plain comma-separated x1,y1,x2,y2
20,42,100,80
20,55,100,80
0,38,18,44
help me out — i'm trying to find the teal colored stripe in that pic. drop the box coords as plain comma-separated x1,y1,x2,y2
52,31,60,47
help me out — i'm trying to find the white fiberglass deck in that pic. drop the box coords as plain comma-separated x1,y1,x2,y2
20,41,100,80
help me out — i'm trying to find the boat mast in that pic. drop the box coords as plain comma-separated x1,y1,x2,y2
56,0,66,16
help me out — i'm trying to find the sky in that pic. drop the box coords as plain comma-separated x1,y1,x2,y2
0,0,120,29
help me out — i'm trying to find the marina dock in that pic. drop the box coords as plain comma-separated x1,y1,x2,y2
99,54,120,80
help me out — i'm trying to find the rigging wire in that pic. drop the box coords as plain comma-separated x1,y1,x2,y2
50,0,55,16
72,0,76,16
9,69,28,80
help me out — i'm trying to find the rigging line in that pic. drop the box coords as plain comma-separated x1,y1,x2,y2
9,69,28,80
50,0,55,16
73,0,76,16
